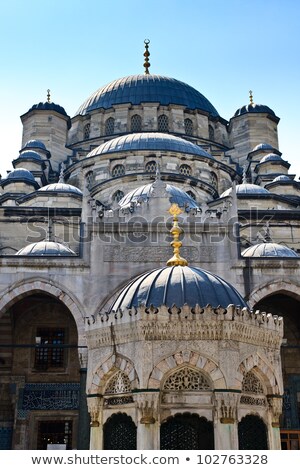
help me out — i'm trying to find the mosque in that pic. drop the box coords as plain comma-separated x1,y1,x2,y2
0,41,300,451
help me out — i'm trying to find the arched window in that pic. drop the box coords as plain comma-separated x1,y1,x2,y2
105,117,115,136
238,415,268,450
184,118,193,136
179,164,192,176
210,172,218,189
104,413,137,450
209,124,215,141
240,370,266,407
145,160,157,173
186,190,196,201
112,164,125,177
160,413,214,450
83,123,90,139
112,190,125,203
163,367,211,391
85,171,93,188
131,114,142,132
105,371,131,394
158,114,169,132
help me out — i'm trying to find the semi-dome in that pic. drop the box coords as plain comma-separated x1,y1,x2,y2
272,175,291,182
17,150,42,161
38,182,82,196
87,132,212,159
119,182,199,211
260,153,283,163
76,74,219,117
242,243,298,258
5,168,37,183
252,143,275,152
109,265,248,312
15,241,76,256
220,183,270,198
22,140,47,151
234,103,276,117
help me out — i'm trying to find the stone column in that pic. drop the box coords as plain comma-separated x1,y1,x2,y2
135,392,159,450
77,349,90,449
87,396,102,450
214,391,239,449
267,396,283,449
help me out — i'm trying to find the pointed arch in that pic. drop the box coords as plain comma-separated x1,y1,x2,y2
89,354,139,394
148,350,226,389
248,279,300,308
237,353,283,395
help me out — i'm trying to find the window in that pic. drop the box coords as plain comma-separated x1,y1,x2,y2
37,420,72,450
209,124,214,141
113,190,124,203
158,114,169,132
105,117,115,136
83,123,90,139
34,328,65,369
86,171,93,188
112,164,125,177
145,160,157,173
184,118,193,136
179,164,192,176
186,190,196,201
131,114,142,132
210,172,218,189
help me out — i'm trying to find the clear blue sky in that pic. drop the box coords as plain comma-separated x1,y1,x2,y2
0,0,299,179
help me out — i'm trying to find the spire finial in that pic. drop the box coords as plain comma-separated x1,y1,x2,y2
59,163,65,183
249,90,254,106
143,39,151,75
166,204,188,267
47,89,51,103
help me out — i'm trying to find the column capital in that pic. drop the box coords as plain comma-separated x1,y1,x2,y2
87,396,102,426
134,391,159,424
267,395,283,427
214,391,239,424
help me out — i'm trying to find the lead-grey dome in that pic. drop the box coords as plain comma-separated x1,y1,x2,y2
109,265,248,311
15,241,76,256
242,243,298,258
234,103,276,117
252,143,275,152
76,74,219,117
23,140,47,151
18,150,42,161
119,182,199,211
260,153,283,163
38,182,82,196
220,183,270,198
87,132,212,159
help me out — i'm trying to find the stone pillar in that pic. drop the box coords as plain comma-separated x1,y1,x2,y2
77,349,90,449
87,396,102,450
214,392,239,449
267,396,283,449
135,392,159,450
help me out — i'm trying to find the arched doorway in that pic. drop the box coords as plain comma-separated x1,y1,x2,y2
160,413,214,450
254,292,300,448
103,413,137,450
238,415,268,449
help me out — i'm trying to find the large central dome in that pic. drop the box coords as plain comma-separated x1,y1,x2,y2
76,74,219,117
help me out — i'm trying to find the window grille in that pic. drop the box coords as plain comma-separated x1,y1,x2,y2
145,161,157,173
105,371,131,394
163,367,211,391
37,420,72,450
34,328,65,369
104,413,137,450
105,117,115,136
131,114,142,132
179,164,192,176
83,123,90,139
184,118,193,136
158,114,169,132
113,190,124,203
112,164,125,177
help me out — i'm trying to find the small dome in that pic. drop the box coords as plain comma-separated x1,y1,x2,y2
234,103,276,117
38,182,82,196
252,143,275,152
220,183,270,198
27,101,68,117
23,140,47,151
15,241,76,256
18,150,42,161
6,168,36,183
87,133,212,159
260,153,283,163
109,265,248,311
272,175,291,182
76,74,219,117
242,243,299,258
119,182,199,211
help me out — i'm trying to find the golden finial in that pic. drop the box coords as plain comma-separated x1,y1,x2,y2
167,204,188,267
143,39,151,75
47,89,51,103
249,90,254,105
